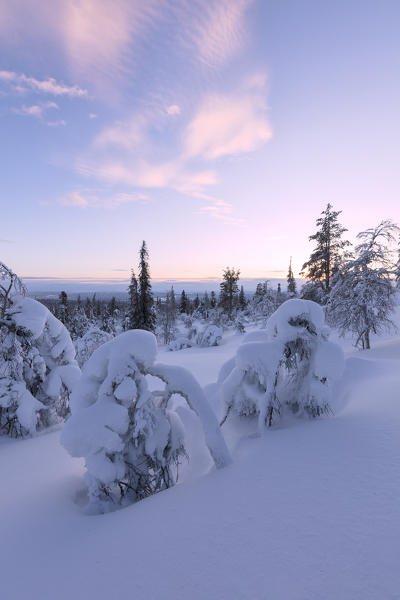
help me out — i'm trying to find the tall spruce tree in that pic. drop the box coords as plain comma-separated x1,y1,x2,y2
219,267,240,317
238,285,247,310
128,269,139,329
287,257,297,297
180,290,189,314
301,204,350,300
137,241,156,332
58,291,69,325
210,291,217,308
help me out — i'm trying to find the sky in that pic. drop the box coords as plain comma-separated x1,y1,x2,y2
1,0,400,287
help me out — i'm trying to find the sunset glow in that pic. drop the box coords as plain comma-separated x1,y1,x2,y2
1,1,400,282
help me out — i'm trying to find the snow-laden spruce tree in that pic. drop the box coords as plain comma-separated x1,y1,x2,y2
219,267,240,318
301,203,350,302
287,257,297,297
251,282,275,324
0,268,80,437
328,220,399,349
61,330,230,512
220,299,344,432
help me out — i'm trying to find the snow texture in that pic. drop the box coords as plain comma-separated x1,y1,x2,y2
2,318,400,599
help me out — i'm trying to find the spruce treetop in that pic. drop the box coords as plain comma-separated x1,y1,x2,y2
301,203,350,293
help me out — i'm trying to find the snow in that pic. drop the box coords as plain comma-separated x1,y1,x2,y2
1,312,400,598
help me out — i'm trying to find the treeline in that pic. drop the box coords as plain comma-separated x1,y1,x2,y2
40,204,400,351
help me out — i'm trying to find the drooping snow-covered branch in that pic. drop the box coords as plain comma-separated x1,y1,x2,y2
149,362,231,469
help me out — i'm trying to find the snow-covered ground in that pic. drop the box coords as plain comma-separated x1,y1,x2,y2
1,318,400,600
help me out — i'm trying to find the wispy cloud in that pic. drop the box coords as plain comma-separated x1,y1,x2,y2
0,70,87,97
166,104,181,116
47,119,67,127
196,199,244,225
13,101,58,118
184,92,271,160
54,190,147,209
75,72,270,223
61,0,161,94
183,0,252,68
0,1,252,97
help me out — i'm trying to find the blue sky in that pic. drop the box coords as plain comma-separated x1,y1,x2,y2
1,0,400,283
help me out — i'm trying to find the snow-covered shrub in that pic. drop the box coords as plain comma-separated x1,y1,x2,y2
0,295,80,436
168,335,193,352
234,317,246,335
220,299,344,431
74,327,113,368
197,324,223,347
62,330,230,512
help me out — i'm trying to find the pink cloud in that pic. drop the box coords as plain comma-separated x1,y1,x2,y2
13,101,58,118
0,70,87,97
55,190,147,209
190,0,252,67
166,104,181,115
196,199,244,225
185,92,271,159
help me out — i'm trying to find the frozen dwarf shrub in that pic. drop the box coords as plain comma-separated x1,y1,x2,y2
220,299,344,432
61,330,230,513
0,295,81,436
74,327,113,368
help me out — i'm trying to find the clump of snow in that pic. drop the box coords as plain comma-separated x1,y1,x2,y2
220,299,344,430
0,295,80,436
62,330,230,512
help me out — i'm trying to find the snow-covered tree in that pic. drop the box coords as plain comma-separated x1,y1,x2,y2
126,242,156,332
251,282,275,324
220,299,344,432
137,241,156,332
0,262,26,318
74,327,113,368
69,304,90,340
61,330,230,512
179,290,189,314
127,269,139,329
210,291,217,309
238,285,247,310
301,204,350,301
58,291,70,326
328,220,399,349
157,287,178,345
219,267,240,317
287,257,297,297
197,324,223,347
1,293,80,436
